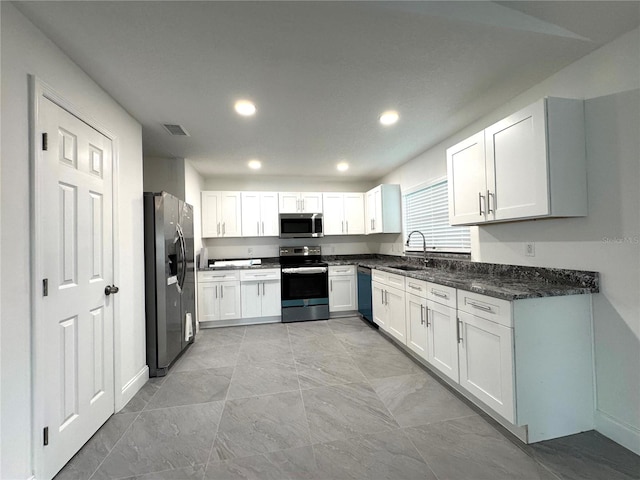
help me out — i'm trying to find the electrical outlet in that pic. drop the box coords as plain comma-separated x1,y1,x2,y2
248,247,253,256
525,242,535,257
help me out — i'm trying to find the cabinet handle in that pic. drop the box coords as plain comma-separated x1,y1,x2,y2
478,192,485,216
257,283,260,296
468,300,493,313
222,222,226,235
262,221,265,235
408,284,421,291
457,317,463,343
431,289,448,299
217,222,220,235
342,221,344,234
262,282,265,295
372,218,376,231
487,190,495,214
346,221,349,233
426,307,431,327
330,279,333,291
257,221,260,235
215,285,218,299
420,305,425,325
221,285,224,298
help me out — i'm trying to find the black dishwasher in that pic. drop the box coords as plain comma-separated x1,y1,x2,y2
357,266,375,326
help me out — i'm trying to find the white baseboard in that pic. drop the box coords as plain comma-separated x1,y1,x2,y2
117,365,149,411
595,410,640,455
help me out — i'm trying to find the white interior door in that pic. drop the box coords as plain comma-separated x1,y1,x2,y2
36,96,115,479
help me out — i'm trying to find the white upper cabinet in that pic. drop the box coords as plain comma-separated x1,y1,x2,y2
201,191,242,238
365,184,401,234
241,192,279,237
279,192,323,213
322,192,365,235
447,97,587,226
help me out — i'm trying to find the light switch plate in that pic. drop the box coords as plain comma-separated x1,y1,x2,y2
525,242,535,257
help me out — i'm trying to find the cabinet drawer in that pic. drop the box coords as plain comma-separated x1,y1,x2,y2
240,268,281,282
329,265,355,276
457,290,512,328
426,283,456,308
372,269,405,289
198,270,240,282
405,278,427,295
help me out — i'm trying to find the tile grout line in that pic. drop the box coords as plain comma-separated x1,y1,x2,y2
289,326,315,450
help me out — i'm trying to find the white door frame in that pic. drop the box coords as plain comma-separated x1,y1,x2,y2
29,75,120,477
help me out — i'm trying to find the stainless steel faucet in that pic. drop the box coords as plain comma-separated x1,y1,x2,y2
405,230,429,266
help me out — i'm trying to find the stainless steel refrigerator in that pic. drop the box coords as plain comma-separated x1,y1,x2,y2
143,191,196,377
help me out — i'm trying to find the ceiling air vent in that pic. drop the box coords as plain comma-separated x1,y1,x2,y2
162,124,190,136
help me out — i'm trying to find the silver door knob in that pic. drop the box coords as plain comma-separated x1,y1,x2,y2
105,285,119,296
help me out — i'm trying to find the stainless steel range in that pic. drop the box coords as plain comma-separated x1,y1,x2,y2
279,246,329,322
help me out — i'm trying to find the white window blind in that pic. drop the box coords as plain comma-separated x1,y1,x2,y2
404,180,471,252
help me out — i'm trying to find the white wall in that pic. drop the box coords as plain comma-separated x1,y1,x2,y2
185,159,205,254
143,156,186,200
0,4,146,478
380,27,640,453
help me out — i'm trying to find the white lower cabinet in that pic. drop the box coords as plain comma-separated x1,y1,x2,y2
197,270,241,323
457,309,515,422
329,265,357,313
405,292,427,358
240,269,281,319
371,270,406,344
427,299,459,383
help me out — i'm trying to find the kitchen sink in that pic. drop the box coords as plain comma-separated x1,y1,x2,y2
388,265,424,271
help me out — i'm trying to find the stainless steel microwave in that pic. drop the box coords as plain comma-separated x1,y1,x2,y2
279,213,324,238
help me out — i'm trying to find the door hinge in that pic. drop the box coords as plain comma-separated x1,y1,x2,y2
42,132,48,151
43,426,49,446
43,278,49,297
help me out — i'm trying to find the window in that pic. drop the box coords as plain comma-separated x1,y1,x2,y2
403,179,471,253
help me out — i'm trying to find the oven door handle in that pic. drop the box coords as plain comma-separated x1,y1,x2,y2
281,267,328,274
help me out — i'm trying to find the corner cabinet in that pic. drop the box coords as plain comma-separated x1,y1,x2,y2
365,184,402,234
322,193,365,235
201,191,242,237
447,97,587,226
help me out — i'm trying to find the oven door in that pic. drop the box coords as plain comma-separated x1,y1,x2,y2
281,266,329,304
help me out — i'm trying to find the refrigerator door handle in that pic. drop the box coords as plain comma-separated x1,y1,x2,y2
176,224,187,290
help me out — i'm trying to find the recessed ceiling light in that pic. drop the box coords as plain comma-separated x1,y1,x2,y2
248,159,262,170
234,100,256,116
337,162,349,172
379,110,399,126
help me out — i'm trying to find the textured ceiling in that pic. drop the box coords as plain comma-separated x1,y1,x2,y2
14,1,640,180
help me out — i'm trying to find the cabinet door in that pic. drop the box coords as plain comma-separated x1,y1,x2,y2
241,281,261,319
220,192,242,237
329,275,356,312
323,193,345,235
446,132,487,226
406,293,428,359
458,310,515,422
372,282,387,329
301,193,323,213
219,281,241,320
365,189,376,234
367,187,383,233
260,192,280,237
485,100,548,222
427,300,459,382
385,286,406,345
261,280,282,317
343,193,365,235
279,192,300,213
201,192,220,238
198,282,220,321
241,192,261,237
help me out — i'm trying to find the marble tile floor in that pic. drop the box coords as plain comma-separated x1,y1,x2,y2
56,316,640,480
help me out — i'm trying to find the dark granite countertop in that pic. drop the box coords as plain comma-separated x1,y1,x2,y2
199,254,599,301
198,261,281,271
